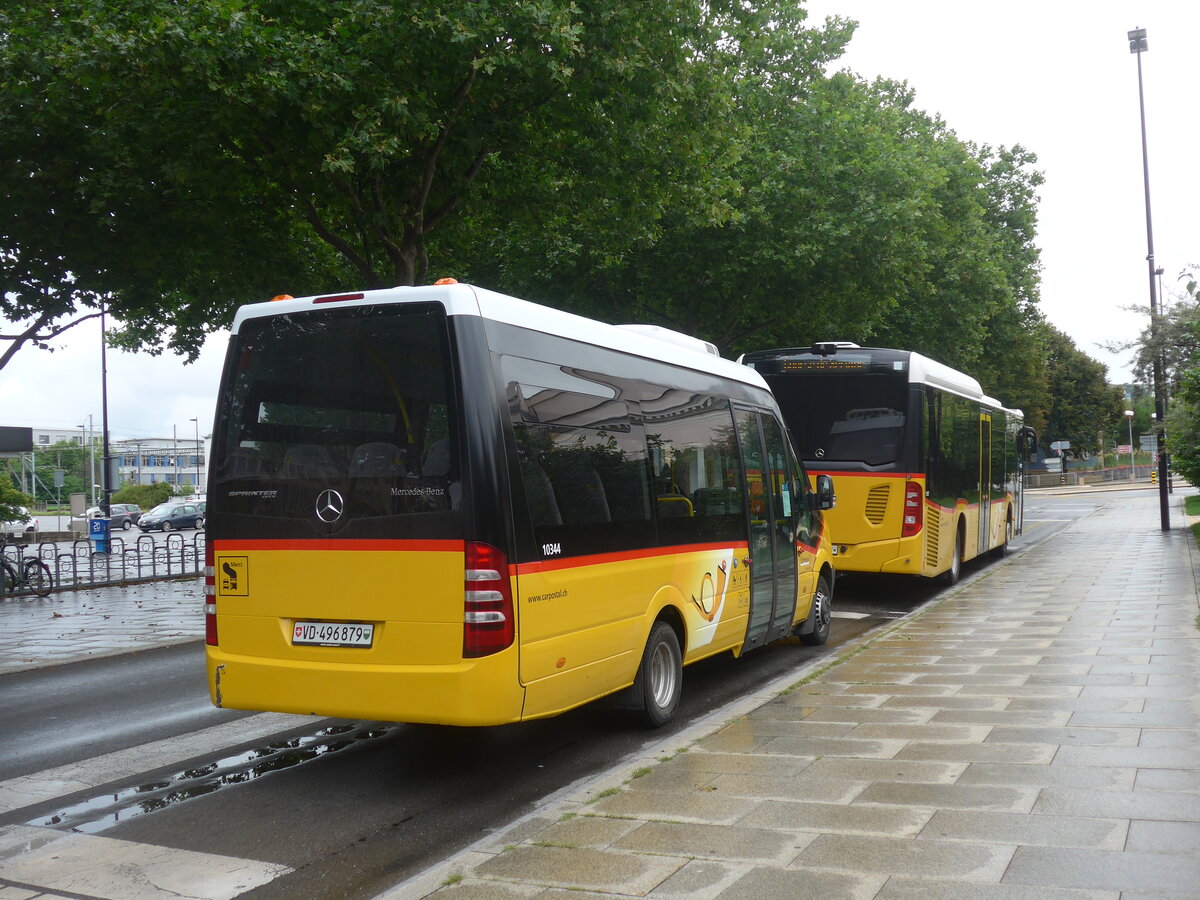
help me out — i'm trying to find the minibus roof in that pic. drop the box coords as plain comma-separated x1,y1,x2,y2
232,282,770,391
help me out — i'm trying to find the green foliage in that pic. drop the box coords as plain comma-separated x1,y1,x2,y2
2,0,768,363
17,441,93,503
112,482,174,509
1041,324,1125,458
0,479,33,524
1144,267,1200,486
0,0,1076,441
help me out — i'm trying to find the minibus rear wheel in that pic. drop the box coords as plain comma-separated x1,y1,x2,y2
635,621,682,728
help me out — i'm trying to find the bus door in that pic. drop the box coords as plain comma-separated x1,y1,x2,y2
734,407,799,651
978,412,992,554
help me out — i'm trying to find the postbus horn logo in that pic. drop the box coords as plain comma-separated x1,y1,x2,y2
315,489,345,523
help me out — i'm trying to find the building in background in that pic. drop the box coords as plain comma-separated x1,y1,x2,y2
113,437,205,492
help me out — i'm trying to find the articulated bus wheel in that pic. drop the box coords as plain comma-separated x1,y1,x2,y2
945,526,964,585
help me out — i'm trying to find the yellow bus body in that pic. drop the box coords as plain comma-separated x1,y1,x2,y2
207,538,817,726
815,473,1014,578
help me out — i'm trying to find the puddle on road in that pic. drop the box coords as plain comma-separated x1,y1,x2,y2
31,721,397,834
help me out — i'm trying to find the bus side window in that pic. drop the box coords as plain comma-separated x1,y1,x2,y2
508,383,651,557
646,399,745,546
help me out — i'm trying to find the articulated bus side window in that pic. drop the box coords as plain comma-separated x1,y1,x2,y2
642,392,746,547
215,303,459,518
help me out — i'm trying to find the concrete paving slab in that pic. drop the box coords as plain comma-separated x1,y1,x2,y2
874,878,1116,898
714,866,887,899
1125,820,1200,853
956,762,1136,791
919,809,1127,850
1003,845,1200,894
473,844,686,895
789,832,1015,880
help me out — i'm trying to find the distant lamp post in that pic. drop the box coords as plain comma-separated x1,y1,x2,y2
190,417,201,496
1125,410,1136,481
1128,26,1170,530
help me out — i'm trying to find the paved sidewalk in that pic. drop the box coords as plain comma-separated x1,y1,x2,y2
0,576,203,675
391,490,1200,899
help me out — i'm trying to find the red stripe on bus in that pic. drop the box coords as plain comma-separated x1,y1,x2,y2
808,470,918,479
210,539,465,553
518,541,750,575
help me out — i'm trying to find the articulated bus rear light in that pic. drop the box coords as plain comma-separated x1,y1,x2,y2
463,542,514,658
204,546,218,645
313,292,365,304
901,482,923,537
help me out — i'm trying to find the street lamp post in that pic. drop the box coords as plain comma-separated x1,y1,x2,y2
1128,26,1170,531
1125,410,1136,481
190,417,201,496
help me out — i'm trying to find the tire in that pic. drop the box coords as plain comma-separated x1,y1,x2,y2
23,559,52,597
161,521,173,532
633,621,682,728
121,519,132,531
992,516,1013,559
1,559,18,595
800,574,833,646
945,524,964,585
195,517,205,530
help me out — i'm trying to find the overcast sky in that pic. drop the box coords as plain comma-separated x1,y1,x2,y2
2,0,1197,442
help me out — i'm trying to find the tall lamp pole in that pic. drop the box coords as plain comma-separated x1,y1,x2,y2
190,417,201,496
1125,410,1136,481
1128,27,1170,531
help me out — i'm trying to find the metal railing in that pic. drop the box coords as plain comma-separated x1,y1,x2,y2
1024,465,1165,489
1,533,204,596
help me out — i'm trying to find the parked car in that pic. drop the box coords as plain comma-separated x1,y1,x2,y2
81,503,143,530
137,501,205,532
1,507,36,539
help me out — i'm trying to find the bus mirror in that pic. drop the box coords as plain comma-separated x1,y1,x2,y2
815,474,836,510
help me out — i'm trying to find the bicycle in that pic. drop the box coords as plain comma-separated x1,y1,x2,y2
0,540,53,598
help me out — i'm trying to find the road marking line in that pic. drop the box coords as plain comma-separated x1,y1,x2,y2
832,611,871,619
0,712,315,816
0,824,289,900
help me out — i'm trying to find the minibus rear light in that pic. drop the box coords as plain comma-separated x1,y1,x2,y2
204,544,218,645
463,542,514,658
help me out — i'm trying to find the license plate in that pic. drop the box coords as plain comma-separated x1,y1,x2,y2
292,621,374,648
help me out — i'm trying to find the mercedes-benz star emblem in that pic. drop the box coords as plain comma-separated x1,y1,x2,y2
315,489,345,523
815,448,826,459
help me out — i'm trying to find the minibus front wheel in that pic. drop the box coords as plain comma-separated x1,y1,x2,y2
634,620,682,728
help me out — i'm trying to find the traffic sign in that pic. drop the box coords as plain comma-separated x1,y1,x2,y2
1140,434,1158,452
1050,440,1070,451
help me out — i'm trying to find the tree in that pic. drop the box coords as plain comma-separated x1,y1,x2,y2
1159,266,1200,485
0,480,33,525
113,482,174,510
469,69,1046,423
2,0,825,367
1041,325,1125,458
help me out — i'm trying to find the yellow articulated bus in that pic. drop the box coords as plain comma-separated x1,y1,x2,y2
741,344,1034,583
204,281,836,727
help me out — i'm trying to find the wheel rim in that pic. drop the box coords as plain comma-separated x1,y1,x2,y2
648,640,677,709
814,587,830,630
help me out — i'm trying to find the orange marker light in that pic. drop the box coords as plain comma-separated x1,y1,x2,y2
433,277,458,285
270,294,294,302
